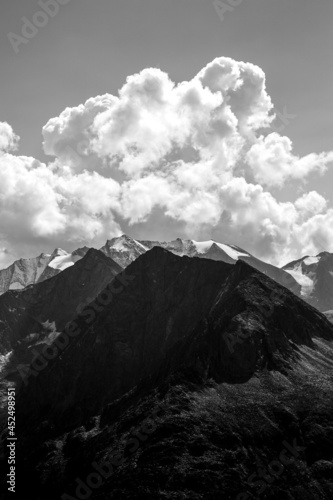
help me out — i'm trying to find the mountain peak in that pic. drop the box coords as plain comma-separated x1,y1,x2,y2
100,235,148,267
50,248,68,258
283,250,333,311
105,234,137,247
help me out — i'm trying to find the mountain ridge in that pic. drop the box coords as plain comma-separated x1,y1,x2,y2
15,247,333,432
283,251,333,312
7,246,333,500
0,246,90,295
0,248,123,355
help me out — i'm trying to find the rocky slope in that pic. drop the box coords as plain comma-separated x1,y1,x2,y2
0,247,89,295
17,345,333,500
5,247,333,499
0,249,122,355
283,252,333,312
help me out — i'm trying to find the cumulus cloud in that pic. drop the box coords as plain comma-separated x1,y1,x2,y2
246,133,333,187
294,191,328,222
1,57,333,266
0,150,122,259
0,122,19,152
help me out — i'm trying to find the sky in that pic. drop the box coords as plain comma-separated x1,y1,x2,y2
0,0,332,268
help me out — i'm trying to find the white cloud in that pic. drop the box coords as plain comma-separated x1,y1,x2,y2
1,57,333,266
0,122,19,153
295,191,328,222
0,152,122,259
246,133,333,187
292,209,333,259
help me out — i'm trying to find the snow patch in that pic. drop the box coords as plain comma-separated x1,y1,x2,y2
192,240,248,260
9,282,25,291
215,243,249,260
49,253,82,271
108,236,148,252
191,240,214,254
285,264,314,297
303,256,320,266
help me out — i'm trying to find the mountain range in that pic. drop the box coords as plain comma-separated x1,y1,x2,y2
0,245,332,499
0,233,300,293
0,247,90,295
2,234,333,315
0,249,122,356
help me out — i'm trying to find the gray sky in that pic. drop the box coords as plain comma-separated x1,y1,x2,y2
0,0,332,266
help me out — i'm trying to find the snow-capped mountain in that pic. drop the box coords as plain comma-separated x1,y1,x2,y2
282,251,333,312
0,234,301,297
0,247,89,295
99,234,148,268
325,310,333,323
104,236,300,293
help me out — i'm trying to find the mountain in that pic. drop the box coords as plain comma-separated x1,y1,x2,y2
325,310,333,323
15,246,332,428
103,235,301,294
283,251,333,312
0,248,122,355
100,234,148,268
0,235,302,298
8,247,333,499
0,247,89,295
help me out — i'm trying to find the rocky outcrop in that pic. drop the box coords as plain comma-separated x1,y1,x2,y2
0,253,59,295
283,251,333,311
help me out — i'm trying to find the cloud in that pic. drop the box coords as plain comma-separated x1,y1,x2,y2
293,209,333,259
294,191,328,222
1,57,333,266
246,133,333,187
0,122,19,153
0,152,122,259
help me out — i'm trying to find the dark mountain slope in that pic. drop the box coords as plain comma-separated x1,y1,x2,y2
10,335,333,499
15,248,333,432
0,249,122,354
3,247,333,499
15,248,234,428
